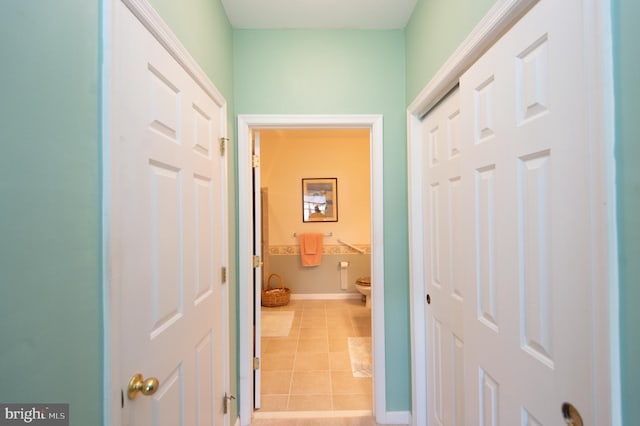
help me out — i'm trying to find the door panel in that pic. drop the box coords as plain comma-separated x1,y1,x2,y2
423,88,466,426
460,0,593,423
113,2,228,425
252,131,262,410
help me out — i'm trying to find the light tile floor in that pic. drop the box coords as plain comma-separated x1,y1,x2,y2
250,415,405,426
259,298,372,413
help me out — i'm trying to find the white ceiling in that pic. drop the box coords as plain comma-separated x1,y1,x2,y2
220,0,418,30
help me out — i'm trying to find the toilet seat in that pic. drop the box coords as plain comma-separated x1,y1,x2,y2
356,276,371,287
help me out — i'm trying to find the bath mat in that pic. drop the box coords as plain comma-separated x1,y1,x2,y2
348,337,372,378
261,311,294,337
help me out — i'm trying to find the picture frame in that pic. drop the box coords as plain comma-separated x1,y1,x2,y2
302,178,338,222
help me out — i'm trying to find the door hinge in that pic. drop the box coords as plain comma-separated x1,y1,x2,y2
253,357,260,370
221,266,227,284
223,392,236,414
219,137,229,156
252,154,260,168
252,255,262,268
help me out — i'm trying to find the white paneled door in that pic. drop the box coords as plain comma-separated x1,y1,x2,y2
252,131,262,410
110,1,229,425
422,88,467,426
422,0,600,424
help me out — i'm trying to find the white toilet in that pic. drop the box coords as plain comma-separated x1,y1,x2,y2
355,276,372,308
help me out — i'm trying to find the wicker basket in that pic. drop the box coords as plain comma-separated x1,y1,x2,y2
261,273,291,307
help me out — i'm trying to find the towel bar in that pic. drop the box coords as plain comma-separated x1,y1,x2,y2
337,239,366,254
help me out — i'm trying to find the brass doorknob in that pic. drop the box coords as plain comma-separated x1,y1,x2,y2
127,373,160,400
561,402,583,426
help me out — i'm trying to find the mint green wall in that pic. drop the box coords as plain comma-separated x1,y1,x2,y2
405,0,494,102
612,0,640,424
0,2,102,425
0,1,234,425
233,29,411,411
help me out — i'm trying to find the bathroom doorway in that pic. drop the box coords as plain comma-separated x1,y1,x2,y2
257,128,372,414
237,114,387,425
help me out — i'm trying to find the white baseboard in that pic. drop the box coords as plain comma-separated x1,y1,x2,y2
378,410,411,425
290,293,362,300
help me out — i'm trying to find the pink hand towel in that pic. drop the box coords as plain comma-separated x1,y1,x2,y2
299,233,323,267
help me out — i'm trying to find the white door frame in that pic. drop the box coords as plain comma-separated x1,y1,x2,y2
406,0,620,425
102,1,230,424
237,114,387,425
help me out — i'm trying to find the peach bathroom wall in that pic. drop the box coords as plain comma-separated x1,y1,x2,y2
259,128,371,248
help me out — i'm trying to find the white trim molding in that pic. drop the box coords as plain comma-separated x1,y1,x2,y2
406,0,618,425
237,114,387,425
582,0,620,423
379,411,411,425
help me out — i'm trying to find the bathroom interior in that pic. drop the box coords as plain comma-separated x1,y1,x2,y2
256,128,373,414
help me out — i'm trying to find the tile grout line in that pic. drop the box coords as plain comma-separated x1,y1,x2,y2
324,307,336,411
287,307,301,410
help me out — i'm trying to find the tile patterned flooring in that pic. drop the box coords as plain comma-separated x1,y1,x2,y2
250,415,405,426
259,298,372,413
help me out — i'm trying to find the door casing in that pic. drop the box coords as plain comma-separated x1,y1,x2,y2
237,114,389,424
406,0,619,425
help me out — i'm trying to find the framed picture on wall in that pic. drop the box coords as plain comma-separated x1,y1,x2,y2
302,178,338,222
